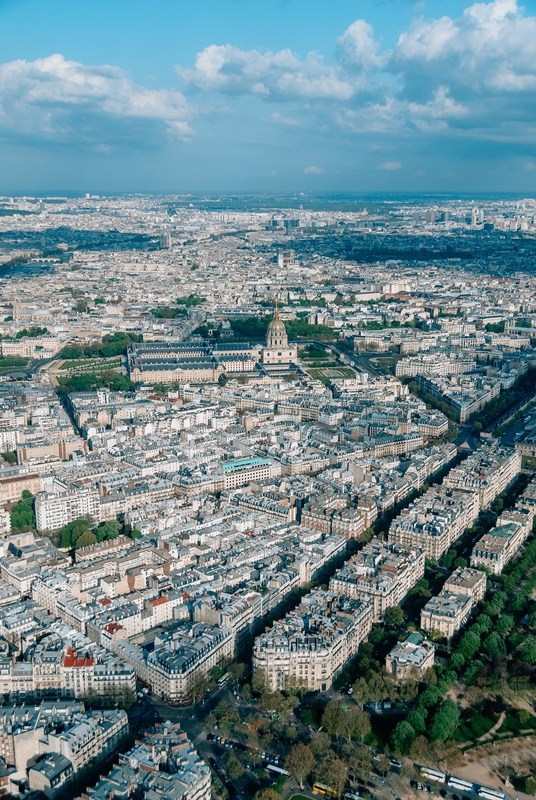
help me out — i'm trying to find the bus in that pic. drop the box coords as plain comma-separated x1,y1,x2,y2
420,767,446,784
447,776,474,792
477,788,506,800
265,764,289,777
313,783,338,798
217,673,230,687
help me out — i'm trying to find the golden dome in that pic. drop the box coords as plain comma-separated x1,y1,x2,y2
267,304,286,332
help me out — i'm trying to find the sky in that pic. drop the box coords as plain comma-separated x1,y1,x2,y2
1,0,536,193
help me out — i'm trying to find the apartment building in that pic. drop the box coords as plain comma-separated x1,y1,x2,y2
329,538,425,622
442,444,521,510
471,521,528,575
113,622,232,701
35,484,100,532
443,566,487,603
193,589,262,651
40,710,128,772
85,722,211,800
388,487,480,560
385,633,435,681
253,590,373,692
420,566,486,638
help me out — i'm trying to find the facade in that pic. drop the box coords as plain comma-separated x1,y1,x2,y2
253,590,373,692
442,443,521,510
35,484,100,532
86,722,211,800
388,487,480,560
261,307,298,365
28,753,73,797
443,566,487,603
420,591,474,638
329,538,425,622
420,566,486,638
385,633,435,680
40,710,128,772
112,622,233,701
471,522,527,575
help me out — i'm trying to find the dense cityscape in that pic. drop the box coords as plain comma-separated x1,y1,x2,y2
0,193,534,800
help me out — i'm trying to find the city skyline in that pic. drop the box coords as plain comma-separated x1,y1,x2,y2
1,0,536,193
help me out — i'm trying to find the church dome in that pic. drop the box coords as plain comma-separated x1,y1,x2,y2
267,316,286,333
267,305,286,332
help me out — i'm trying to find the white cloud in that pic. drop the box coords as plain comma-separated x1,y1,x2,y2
337,19,384,72
0,54,194,144
4,0,535,154
177,44,354,100
174,0,536,146
304,165,324,174
392,0,536,102
379,161,402,170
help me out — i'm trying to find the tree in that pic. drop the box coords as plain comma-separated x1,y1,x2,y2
214,700,239,728
464,659,484,685
376,754,391,777
398,678,420,703
315,758,347,799
322,702,346,738
349,709,371,744
429,700,460,743
458,630,481,660
283,673,308,696
259,690,286,714
406,708,427,735
384,606,405,626
186,671,209,702
223,751,244,781
340,744,372,779
449,653,466,673
10,494,36,532
392,721,416,754
482,632,507,659
253,790,280,800
526,611,536,629
285,743,315,789
525,776,536,795
228,661,246,688
518,709,531,725
251,668,267,696
520,636,536,664
1,451,16,464
309,731,332,758
76,298,88,313
419,685,441,708
96,520,121,542
74,531,97,548
476,614,493,632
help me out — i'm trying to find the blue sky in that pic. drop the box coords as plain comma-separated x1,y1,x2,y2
1,0,536,193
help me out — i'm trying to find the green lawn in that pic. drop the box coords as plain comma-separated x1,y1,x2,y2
454,712,498,742
498,713,536,735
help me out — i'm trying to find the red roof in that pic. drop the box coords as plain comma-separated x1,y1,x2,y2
150,595,168,606
63,646,93,668
104,622,123,634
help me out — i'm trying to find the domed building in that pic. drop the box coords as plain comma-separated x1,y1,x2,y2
261,305,298,366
